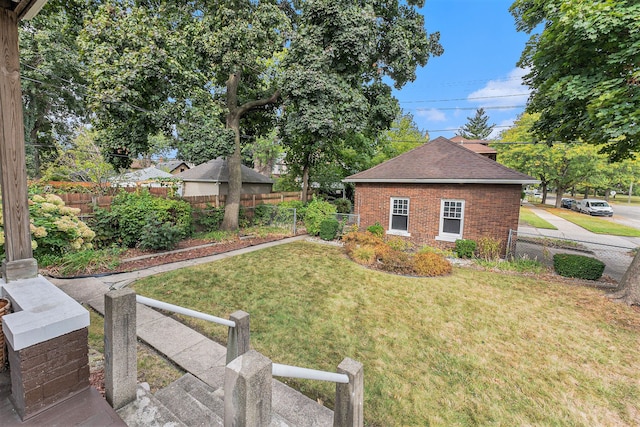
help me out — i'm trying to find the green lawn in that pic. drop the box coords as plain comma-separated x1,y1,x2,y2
519,207,557,229
132,242,640,426
545,207,640,236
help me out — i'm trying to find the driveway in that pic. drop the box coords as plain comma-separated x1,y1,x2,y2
517,203,640,282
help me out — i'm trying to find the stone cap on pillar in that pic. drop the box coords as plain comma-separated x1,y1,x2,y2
1,275,89,350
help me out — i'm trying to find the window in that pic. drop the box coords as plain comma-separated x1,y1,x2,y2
389,197,410,235
437,199,464,241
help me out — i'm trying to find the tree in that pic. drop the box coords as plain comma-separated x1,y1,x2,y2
279,1,441,201
372,111,429,165
19,0,95,178
458,108,495,140
512,0,640,305
41,127,114,191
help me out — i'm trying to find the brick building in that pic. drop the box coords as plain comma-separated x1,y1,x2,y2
343,137,538,254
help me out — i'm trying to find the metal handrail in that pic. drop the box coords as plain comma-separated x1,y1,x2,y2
272,363,349,384
136,295,236,328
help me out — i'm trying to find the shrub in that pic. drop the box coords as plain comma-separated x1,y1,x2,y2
319,218,340,241
304,197,337,235
251,204,273,226
455,239,476,258
278,200,307,221
413,252,452,276
195,206,225,231
377,248,414,275
386,237,415,252
138,215,183,250
418,245,456,258
333,198,352,214
341,231,384,252
553,253,605,280
367,222,384,238
92,189,192,248
350,246,376,266
0,193,96,258
476,236,502,261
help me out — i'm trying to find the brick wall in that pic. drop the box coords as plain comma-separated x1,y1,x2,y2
8,328,89,420
354,183,521,254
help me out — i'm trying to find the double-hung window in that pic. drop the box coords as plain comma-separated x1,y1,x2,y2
437,199,464,241
389,197,410,235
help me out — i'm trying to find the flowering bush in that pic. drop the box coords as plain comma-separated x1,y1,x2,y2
0,193,96,257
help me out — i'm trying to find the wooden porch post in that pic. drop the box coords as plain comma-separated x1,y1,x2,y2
0,8,38,280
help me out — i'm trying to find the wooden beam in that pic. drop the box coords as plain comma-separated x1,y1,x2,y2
0,8,37,279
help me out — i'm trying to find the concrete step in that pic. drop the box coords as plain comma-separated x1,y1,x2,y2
154,374,224,427
117,381,190,427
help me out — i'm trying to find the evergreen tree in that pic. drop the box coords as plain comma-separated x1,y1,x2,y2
458,108,495,140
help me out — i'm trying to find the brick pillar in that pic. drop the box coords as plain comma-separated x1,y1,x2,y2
7,329,89,420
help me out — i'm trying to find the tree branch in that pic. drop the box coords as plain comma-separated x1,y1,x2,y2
237,89,281,117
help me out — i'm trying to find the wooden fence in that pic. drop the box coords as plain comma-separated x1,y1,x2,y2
57,190,308,214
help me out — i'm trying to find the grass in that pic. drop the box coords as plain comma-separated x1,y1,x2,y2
545,207,640,236
131,242,640,426
88,307,183,392
519,207,557,229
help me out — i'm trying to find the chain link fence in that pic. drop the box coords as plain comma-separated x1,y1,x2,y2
507,229,637,282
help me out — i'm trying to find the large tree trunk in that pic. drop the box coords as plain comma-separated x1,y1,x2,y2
555,185,567,208
301,162,310,203
220,71,280,231
608,250,640,306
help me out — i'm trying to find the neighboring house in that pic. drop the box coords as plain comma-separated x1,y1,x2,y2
157,160,191,175
343,137,538,254
449,135,497,160
176,158,273,197
112,166,174,186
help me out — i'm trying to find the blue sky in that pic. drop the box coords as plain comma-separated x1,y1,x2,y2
394,0,533,140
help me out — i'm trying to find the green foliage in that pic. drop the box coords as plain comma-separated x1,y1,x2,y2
278,200,307,221
304,197,337,236
45,248,122,277
195,206,225,232
418,245,457,258
458,108,495,140
553,253,605,281
372,111,428,165
386,237,415,253
511,0,640,161
455,239,477,259
252,204,274,227
476,236,502,261
333,198,352,214
1,193,96,258
367,222,384,238
319,218,340,241
92,190,192,248
138,215,182,251
412,252,452,277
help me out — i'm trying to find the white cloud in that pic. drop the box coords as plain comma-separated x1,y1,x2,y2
489,118,518,139
416,108,446,122
467,68,530,109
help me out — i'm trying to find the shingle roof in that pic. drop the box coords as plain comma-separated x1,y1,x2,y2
175,158,273,184
113,167,173,183
460,143,497,155
157,161,189,172
344,137,537,184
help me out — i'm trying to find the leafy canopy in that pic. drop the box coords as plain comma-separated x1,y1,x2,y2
510,0,640,160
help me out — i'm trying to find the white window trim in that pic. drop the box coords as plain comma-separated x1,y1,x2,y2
387,197,411,237
436,199,465,242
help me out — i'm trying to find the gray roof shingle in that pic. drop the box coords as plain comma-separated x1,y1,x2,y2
344,137,537,184
175,158,273,184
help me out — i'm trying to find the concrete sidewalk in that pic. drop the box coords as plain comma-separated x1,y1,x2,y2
49,234,334,426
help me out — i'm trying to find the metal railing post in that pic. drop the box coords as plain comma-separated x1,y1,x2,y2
226,310,250,364
334,358,364,427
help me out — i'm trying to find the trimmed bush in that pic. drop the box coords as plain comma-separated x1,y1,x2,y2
367,222,384,238
304,197,337,236
455,239,476,258
377,248,414,275
138,215,182,250
413,252,452,276
386,236,415,252
319,218,340,241
351,246,376,266
553,253,605,280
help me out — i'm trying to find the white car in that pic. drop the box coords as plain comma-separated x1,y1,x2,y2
576,199,613,217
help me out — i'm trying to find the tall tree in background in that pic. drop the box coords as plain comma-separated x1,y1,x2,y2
372,111,429,165
19,0,95,178
279,1,442,201
458,107,495,139
511,0,640,306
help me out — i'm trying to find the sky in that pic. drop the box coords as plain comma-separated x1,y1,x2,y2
393,0,534,140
